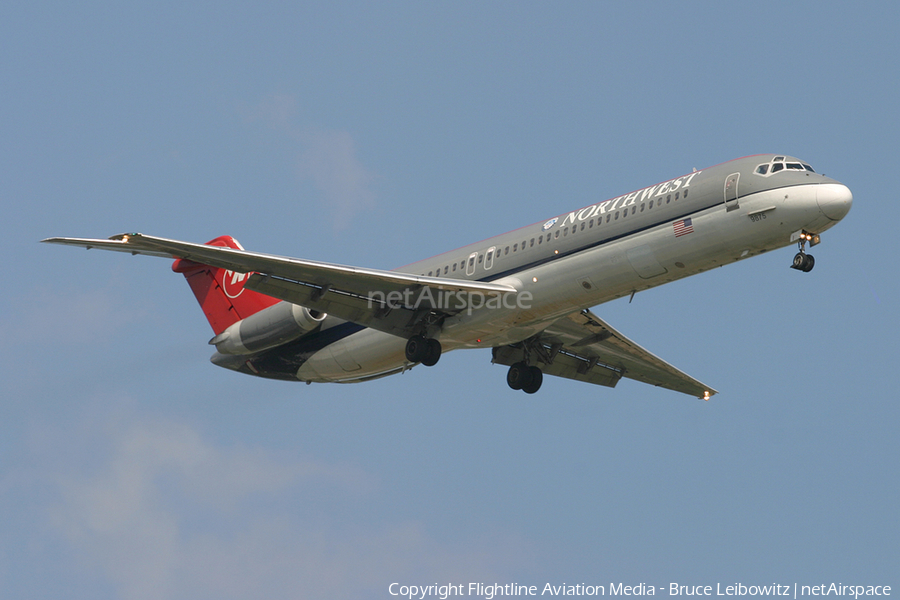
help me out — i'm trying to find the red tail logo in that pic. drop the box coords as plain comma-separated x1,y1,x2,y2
172,236,279,335
222,270,250,299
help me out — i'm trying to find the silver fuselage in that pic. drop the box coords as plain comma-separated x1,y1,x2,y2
213,154,851,383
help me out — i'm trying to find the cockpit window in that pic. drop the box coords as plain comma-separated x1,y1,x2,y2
755,156,816,176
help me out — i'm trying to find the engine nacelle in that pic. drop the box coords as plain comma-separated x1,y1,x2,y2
210,302,326,355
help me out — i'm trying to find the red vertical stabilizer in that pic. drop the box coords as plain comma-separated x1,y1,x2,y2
171,235,280,335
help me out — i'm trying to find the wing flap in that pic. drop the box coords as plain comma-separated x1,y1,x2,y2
245,274,428,338
492,344,623,388
497,308,716,399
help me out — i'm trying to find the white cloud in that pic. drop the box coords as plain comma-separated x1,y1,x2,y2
297,129,378,231
47,410,532,600
244,94,298,133
242,94,379,231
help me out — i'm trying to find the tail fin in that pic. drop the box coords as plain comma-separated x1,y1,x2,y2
171,235,280,335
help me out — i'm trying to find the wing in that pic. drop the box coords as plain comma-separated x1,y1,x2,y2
492,308,717,399
42,233,518,338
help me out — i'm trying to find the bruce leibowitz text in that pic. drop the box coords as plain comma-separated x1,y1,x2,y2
389,582,891,600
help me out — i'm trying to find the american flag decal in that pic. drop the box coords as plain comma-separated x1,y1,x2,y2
673,217,694,237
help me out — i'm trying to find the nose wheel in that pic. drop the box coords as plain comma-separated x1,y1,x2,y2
791,251,815,272
790,232,817,272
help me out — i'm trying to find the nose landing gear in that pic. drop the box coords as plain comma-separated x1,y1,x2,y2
790,231,820,272
791,251,815,272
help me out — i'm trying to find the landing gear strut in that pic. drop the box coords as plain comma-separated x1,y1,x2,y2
405,335,442,367
790,232,818,272
507,361,543,394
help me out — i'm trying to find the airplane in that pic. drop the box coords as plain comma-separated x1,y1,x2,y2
44,154,852,399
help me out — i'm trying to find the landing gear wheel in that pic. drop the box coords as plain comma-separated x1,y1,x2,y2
522,366,543,394
421,338,442,367
405,335,428,363
506,362,530,391
791,252,815,272
801,254,815,272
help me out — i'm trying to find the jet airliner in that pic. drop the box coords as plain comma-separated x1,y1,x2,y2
45,154,852,398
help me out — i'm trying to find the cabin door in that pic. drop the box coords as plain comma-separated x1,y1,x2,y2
724,172,740,211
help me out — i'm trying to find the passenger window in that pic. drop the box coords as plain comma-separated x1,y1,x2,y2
428,271,432,276
452,263,456,272
640,204,645,212
667,195,671,203
478,255,483,263
615,212,619,220
580,222,585,231
606,214,611,223
538,236,542,244
513,243,518,251
675,192,679,200
684,189,688,198
444,266,448,274
589,219,594,227
563,228,568,236
530,238,534,247
555,231,560,239
649,200,654,208
505,246,509,255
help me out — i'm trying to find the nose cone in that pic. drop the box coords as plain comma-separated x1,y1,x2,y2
817,183,853,221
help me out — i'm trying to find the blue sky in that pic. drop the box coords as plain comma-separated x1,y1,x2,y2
2,2,898,599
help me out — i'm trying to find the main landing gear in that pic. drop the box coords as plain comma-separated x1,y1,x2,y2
506,362,543,394
790,231,820,273
405,335,442,367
